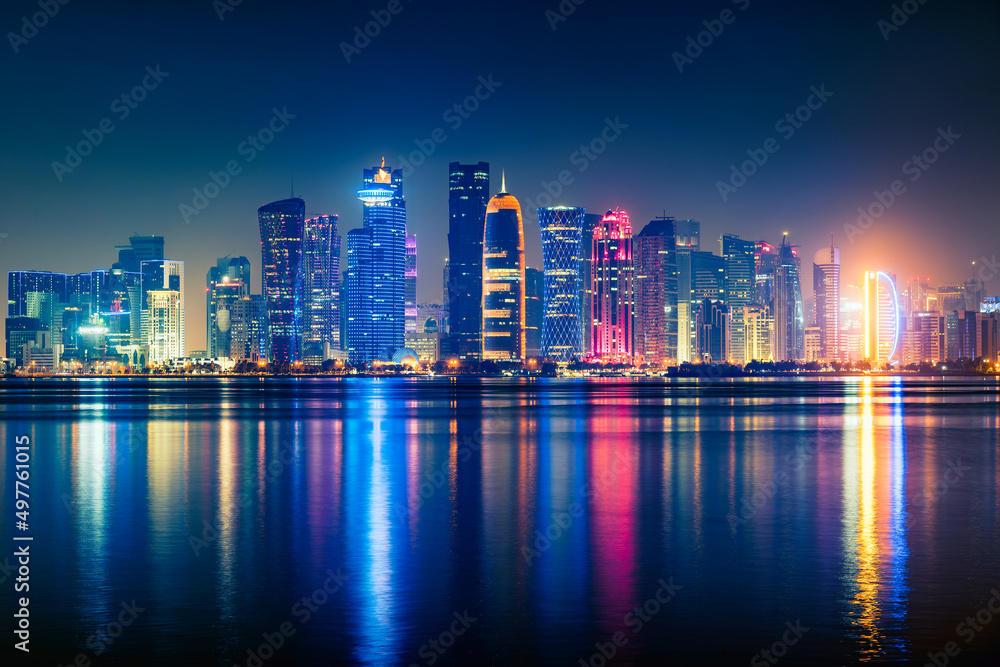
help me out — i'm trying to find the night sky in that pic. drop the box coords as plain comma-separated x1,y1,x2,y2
2,0,998,351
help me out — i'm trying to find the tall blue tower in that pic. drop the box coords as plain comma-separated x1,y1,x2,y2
348,159,407,363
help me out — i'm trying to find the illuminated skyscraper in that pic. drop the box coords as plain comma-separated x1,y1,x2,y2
721,234,754,363
592,209,634,362
207,257,251,358
258,197,305,364
348,160,407,363
581,213,601,355
812,241,840,361
674,219,700,362
481,173,525,362
864,270,901,365
773,234,805,362
743,304,773,362
405,235,418,334
635,217,678,366
303,214,341,359
447,162,490,361
753,241,777,307
539,206,584,361
141,259,185,360
525,267,543,358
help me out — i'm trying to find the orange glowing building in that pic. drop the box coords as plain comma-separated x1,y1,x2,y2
481,172,526,362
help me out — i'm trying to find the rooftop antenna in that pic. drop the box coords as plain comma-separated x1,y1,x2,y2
500,168,507,194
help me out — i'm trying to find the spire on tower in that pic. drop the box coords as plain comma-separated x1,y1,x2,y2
500,168,507,194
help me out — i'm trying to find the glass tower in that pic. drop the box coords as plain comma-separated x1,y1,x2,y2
258,197,305,364
447,162,490,361
539,206,584,361
721,234,755,364
481,174,525,362
303,215,342,358
347,160,407,363
635,217,678,366
592,209,634,363
773,234,805,362
405,235,418,334
812,242,841,362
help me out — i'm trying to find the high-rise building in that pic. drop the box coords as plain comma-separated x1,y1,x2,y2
207,276,247,360
347,160,407,363
447,162,490,362
207,257,251,358
694,298,729,363
5,317,44,367
91,269,142,349
674,220,701,363
405,235,418,334
8,271,67,317
753,241,777,307
481,173,525,362
259,197,305,364
812,242,841,362
539,206,584,361
302,215,341,359
864,270,901,365
721,234,755,363
773,234,805,362
903,311,943,365
743,304,773,363
592,209,634,363
525,267,543,358
114,236,164,273
441,259,450,337
964,276,986,312
146,290,183,364
581,213,600,355
230,295,269,362
141,260,185,360
635,217,678,366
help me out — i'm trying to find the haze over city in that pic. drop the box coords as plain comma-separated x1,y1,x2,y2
2,0,998,350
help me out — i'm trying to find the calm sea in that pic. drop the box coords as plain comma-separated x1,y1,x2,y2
2,376,1000,666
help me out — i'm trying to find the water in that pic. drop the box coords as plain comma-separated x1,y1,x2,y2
2,376,1000,666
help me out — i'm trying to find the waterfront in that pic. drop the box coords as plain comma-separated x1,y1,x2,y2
3,376,1000,665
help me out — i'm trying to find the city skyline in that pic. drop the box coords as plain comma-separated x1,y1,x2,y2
2,3,998,353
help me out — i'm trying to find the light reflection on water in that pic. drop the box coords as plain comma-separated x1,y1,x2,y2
1,376,999,666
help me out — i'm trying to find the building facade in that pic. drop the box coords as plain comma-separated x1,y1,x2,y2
258,197,306,364
812,243,841,362
446,162,490,361
591,209,634,363
302,215,341,359
635,217,678,367
539,206,584,361
481,174,525,362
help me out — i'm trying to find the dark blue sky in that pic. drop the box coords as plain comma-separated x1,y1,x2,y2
2,0,998,350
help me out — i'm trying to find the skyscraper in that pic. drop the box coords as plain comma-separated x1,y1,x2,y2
208,274,247,360
207,257,251,358
674,220,700,363
302,214,341,358
592,209,634,363
405,235,418,334
539,206,584,361
348,160,407,363
812,241,840,362
258,197,305,364
447,162,490,361
525,267,543,358
114,236,164,273
694,298,729,363
773,234,805,362
140,259,185,360
721,234,755,363
635,217,678,366
581,213,600,355
481,173,525,362
864,270,901,365
743,304,773,362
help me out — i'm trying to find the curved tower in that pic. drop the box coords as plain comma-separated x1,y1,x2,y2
481,172,525,362
864,270,900,365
